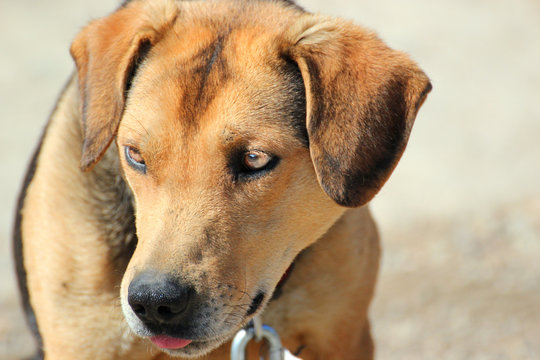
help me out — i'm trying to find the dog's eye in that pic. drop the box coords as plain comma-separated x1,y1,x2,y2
243,151,273,171
124,146,146,174
235,150,279,181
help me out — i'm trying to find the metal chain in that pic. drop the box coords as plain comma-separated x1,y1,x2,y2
230,315,302,360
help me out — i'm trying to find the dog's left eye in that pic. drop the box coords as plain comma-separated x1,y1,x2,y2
243,151,273,171
124,146,147,174
235,150,279,181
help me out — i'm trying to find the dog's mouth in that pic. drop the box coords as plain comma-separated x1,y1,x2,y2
148,335,217,356
141,293,269,356
149,335,192,349
123,288,268,357
143,324,244,357
125,259,298,356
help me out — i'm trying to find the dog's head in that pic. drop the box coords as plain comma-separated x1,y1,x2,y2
71,0,430,357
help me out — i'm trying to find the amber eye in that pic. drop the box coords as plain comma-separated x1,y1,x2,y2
124,146,146,174
243,151,273,171
235,149,279,181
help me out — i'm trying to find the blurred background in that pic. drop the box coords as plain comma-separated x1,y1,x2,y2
1,0,539,359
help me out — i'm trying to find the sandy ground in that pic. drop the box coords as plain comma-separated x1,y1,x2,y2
1,0,539,359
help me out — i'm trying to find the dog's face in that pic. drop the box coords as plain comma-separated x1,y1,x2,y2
70,0,430,357
116,19,342,356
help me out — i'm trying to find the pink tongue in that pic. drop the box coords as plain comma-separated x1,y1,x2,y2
150,335,192,349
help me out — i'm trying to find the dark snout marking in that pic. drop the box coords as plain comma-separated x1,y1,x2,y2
246,291,265,316
196,35,225,103
180,35,229,130
128,271,195,326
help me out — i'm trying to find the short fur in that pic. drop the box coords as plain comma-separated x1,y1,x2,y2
14,0,430,359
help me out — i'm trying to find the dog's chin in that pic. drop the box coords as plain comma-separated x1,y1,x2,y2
129,321,235,358
155,337,229,358
139,325,240,358
121,299,246,357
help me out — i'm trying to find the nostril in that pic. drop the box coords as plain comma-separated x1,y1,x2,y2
157,305,173,317
132,304,146,316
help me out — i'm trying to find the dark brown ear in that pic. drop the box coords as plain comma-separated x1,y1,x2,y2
284,15,432,207
70,0,178,171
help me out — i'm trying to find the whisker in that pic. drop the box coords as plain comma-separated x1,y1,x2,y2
133,117,151,137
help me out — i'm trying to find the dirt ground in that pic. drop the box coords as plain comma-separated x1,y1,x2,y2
1,0,539,359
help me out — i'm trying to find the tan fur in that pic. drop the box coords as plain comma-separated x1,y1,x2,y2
19,0,430,359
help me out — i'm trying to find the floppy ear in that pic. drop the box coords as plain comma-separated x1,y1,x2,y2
285,16,432,207
70,0,178,171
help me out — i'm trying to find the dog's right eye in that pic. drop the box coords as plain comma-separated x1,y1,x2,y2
124,146,146,174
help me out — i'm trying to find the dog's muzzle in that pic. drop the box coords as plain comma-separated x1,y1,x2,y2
123,269,266,356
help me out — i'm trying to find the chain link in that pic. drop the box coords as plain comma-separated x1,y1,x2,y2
230,316,302,360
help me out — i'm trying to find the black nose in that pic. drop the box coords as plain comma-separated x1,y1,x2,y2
128,271,194,325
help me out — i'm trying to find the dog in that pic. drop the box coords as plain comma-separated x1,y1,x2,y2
14,0,431,358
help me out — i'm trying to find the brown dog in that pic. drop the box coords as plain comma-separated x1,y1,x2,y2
14,0,431,359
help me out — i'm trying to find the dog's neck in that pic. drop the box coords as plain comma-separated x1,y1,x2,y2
270,247,308,301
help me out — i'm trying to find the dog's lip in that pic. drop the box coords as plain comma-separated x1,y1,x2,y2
149,335,192,349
